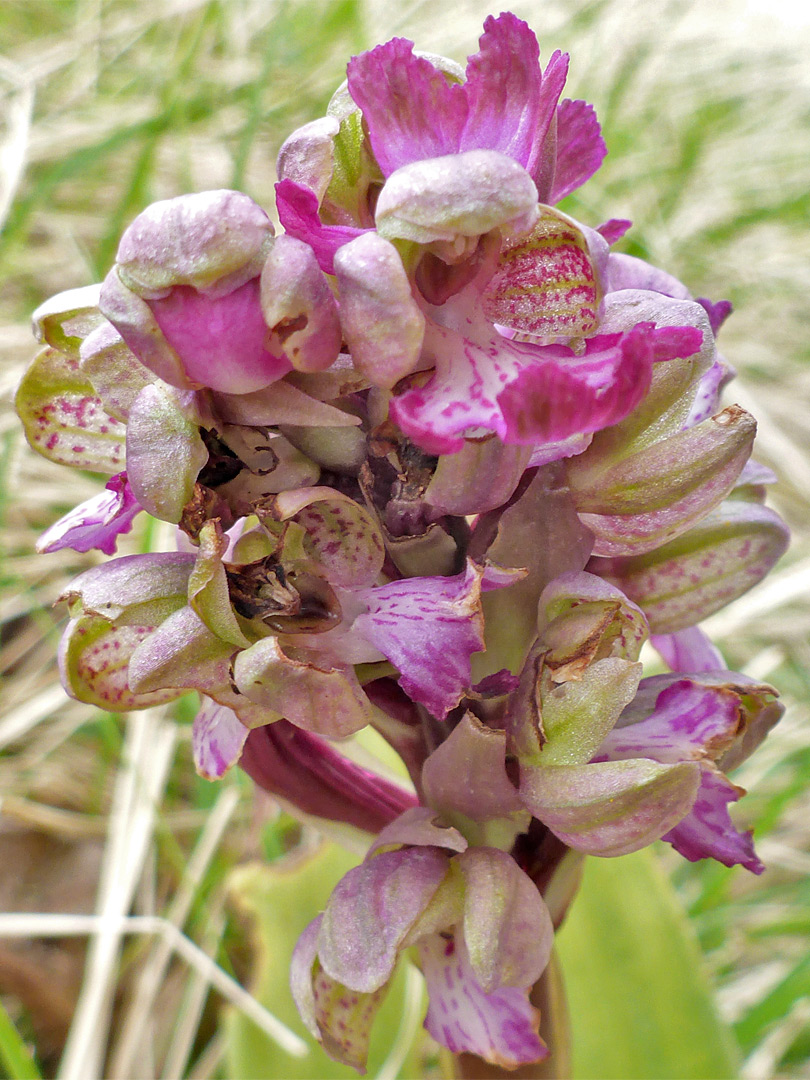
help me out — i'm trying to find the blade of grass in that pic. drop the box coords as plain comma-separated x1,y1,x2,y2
0,997,41,1080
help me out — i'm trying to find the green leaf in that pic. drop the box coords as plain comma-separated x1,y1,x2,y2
556,847,740,1080
224,842,425,1079
0,998,41,1080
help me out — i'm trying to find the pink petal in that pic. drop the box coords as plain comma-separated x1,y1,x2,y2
149,278,291,395
317,847,449,992
597,218,633,244
596,678,741,763
352,561,489,719
462,15,566,182
419,932,547,1068
607,253,691,298
192,698,249,779
663,767,763,873
696,297,733,337
651,626,726,673
496,328,656,446
683,356,728,427
275,179,369,275
549,98,607,203
346,38,467,176
37,472,140,556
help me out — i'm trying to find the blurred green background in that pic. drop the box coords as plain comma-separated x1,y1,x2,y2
1,2,809,1077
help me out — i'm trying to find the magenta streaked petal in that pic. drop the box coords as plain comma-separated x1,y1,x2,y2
652,626,726,673
241,720,416,834
275,179,369,274
596,678,741,764
391,315,676,454
663,767,763,873
148,278,291,395
352,561,490,719
346,38,467,176
462,15,564,181
683,356,728,427
549,98,607,203
37,473,140,556
419,932,546,1068
498,331,652,446
499,322,702,448
192,699,249,779
317,847,449,993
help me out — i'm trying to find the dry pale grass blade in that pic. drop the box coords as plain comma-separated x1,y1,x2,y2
109,786,241,1079
0,912,307,1058
0,684,71,751
741,1000,810,1080
0,57,33,230
159,905,227,1080
57,709,177,1080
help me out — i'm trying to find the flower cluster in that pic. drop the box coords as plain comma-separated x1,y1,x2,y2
17,13,789,1072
